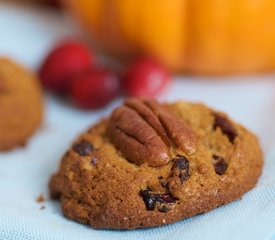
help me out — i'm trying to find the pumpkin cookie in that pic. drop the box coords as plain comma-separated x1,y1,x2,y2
49,98,263,229
0,58,43,151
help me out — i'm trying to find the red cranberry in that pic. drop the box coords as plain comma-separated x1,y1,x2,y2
123,58,171,97
39,40,93,92
69,68,120,109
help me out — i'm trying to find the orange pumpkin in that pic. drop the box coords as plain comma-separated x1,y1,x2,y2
66,0,275,74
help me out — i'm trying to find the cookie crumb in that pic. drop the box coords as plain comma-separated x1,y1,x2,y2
36,194,45,203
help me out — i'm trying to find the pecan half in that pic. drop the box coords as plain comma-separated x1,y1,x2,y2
141,99,198,154
107,98,198,166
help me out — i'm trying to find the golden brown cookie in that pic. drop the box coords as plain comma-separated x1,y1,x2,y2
49,98,263,229
0,57,43,151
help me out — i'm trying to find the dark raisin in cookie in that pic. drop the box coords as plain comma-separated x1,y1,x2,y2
49,98,263,229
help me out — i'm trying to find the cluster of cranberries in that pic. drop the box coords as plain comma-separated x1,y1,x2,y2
39,40,171,109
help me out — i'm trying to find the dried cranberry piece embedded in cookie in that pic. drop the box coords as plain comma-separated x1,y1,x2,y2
171,156,190,183
73,141,94,156
140,189,157,210
158,206,170,213
212,154,228,175
158,176,168,189
140,189,178,211
213,112,238,143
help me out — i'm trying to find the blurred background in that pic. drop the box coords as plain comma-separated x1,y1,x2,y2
1,0,275,141
64,0,275,75
1,0,275,113
2,0,275,74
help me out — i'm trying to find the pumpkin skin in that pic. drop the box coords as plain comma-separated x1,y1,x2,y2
66,0,275,74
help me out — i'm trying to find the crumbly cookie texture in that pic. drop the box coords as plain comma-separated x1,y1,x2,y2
49,98,263,229
0,57,43,151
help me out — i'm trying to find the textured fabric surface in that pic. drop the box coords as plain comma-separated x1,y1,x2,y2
0,3,275,240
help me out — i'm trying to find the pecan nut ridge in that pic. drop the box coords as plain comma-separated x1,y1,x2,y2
143,99,198,154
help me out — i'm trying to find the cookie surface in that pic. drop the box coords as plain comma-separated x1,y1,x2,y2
0,58,43,151
49,98,263,229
